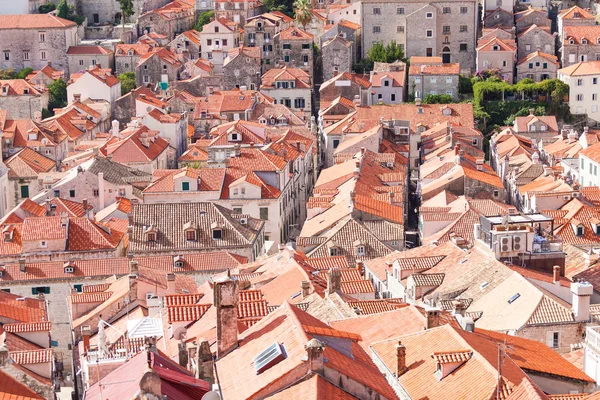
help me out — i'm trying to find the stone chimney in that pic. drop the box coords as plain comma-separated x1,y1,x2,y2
425,307,441,329
129,260,139,304
195,341,214,382
452,299,467,317
568,129,578,144
214,273,239,358
389,191,395,204
356,261,364,276
139,371,162,400
166,273,176,294
74,93,81,102
395,340,407,376
19,257,26,273
553,265,561,286
476,158,484,171
353,95,360,107
234,143,241,157
529,108,535,116
305,338,325,373
327,268,342,295
112,120,120,137
532,151,539,164
301,280,310,298
34,111,42,123
81,325,91,353
572,281,593,322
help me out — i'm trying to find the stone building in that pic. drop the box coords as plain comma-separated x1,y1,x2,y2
369,63,406,104
482,8,514,30
561,26,600,66
25,63,65,88
136,47,183,88
168,30,202,60
0,79,49,119
360,0,478,72
408,56,460,100
4,148,56,209
517,25,555,60
244,11,293,72
319,20,361,64
67,45,114,74
516,51,559,82
0,14,80,75
477,36,516,82
514,7,551,32
74,0,172,26
201,18,243,74
319,72,371,106
276,27,314,75
214,0,262,25
114,43,153,75
137,0,196,41
322,35,353,81
223,46,262,90
261,67,312,116
557,6,596,41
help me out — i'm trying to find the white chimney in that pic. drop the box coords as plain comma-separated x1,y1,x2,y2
571,281,593,322
112,120,120,137
98,172,105,210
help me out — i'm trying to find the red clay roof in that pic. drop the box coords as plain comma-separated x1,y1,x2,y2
0,368,44,399
67,45,112,55
0,14,76,29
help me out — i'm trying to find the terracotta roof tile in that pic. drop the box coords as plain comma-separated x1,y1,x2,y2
265,374,359,400
10,349,52,364
279,26,314,40
0,369,44,399
3,322,51,333
69,291,113,304
167,304,212,323
67,45,112,55
0,14,76,29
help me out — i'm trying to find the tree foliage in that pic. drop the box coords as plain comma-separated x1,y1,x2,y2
119,72,136,96
15,68,33,80
56,0,85,25
118,0,134,26
38,3,56,13
423,94,453,104
194,10,214,32
367,41,406,64
294,0,312,31
48,79,67,111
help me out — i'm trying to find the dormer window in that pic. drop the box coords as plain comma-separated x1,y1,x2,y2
185,229,197,241
577,226,584,236
570,39,575,45
174,255,185,268
147,233,156,242
582,39,589,44
574,12,581,18
144,225,157,242
128,50,134,56
64,262,75,274
356,245,366,256
492,45,499,51
183,221,197,241
328,242,339,256
530,125,536,132
211,222,223,240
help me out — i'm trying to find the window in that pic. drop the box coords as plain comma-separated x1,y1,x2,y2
302,43,310,49
493,190,499,197
207,39,212,46
391,93,396,102
260,207,269,220
333,139,340,148
397,7,404,14
69,189,75,198
384,80,390,87
74,284,83,293
595,78,599,85
233,207,242,214
443,26,450,34
460,6,468,13
40,51,46,60
143,75,150,83
356,246,366,256
426,12,433,18
79,59,84,66
3,52,9,61
373,7,381,14
214,26,219,33
446,77,452,84
223,39,228,46
577,94,584,101
472,138,478,146
578,79,584,86
294,98,305,108
283,43,291,50
460,25,467,32
373,26,381,33
397,26,404,33
39,32,45,42
426,48,433,57
443,7,451,13
93,189,99,197
426,30,433,37
20,185,29,198
32,287,50,295
182,181,190,191
40,240,47,248
23,51,29,61
147,232,156,242
543,62,547,69
303,55,309,64
551,332,560,348
594,94,598,101
284,55,290,62
186,230,196,241
460,43,467,52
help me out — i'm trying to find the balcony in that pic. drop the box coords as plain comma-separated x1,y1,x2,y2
532,237,563,253
586,326,600,352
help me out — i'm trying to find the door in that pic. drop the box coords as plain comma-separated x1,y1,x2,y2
442,47,451,63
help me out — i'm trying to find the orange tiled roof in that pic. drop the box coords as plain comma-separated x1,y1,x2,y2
9,348,52,364
67,45,112,55
0,14,76,29
558,5,595,20
0,369,44,400
265,374,359,399
559,60,600,76
517,51,559,66
563,25,600,44
409,63,460,76
3,322,51,333
279,26,314,40
115,43,152,57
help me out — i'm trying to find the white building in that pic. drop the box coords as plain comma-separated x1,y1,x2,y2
67,65,121,106
580,141,600,187
558,61,600,124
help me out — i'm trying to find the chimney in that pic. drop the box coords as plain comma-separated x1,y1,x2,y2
34,111,42,123
553,265,561,286
327,268,342,295
532,151,539,164
354,160,361,177
476,158,484,171
81,325,91,353
74,93,81,102
195,341,214,382
166,273,176,294
296,141,301,151
568,129,578,144
98,172,105,210
389,191,395,204
360,147,365,157
452,299,467,317
82,198,88,213
356,261,364,276
425,307,441,329
19,257,26,273
415,98,421,106
529,108,535,116
141,133,149,148
250,141,255,149
129,260,139,303
353,95,360,107
572,281,593,322
301,280,310,298
112,120,120,137
395,340,407,376
305,338,326,373
543,166,553,177
234,143,241,157
214,273,239,358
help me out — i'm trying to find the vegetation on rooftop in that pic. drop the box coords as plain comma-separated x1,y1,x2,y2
48,79,68,112
38,3,56,13
194,10,214,32
353,41,407,74
119,72,136,96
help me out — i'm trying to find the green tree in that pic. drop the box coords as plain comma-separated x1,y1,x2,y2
367,41,406,64
0,69,16,80
38,3,56,13
118,0,134,27
56,0,70,19
48,79,67,111
118,72,136,96
262,0,287,12
15,68,33,80
293,0,312,31
194,10,214,32
423,94,453,104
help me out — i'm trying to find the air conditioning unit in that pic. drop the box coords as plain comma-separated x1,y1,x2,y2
239,217,248,225
512,235,522,251
500,236,512,252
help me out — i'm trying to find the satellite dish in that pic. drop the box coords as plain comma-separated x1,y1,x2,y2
202,391,221,400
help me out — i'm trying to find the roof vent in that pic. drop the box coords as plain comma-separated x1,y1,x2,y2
254,342,286,374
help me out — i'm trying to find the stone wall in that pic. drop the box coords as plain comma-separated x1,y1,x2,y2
0,92,49,119
322,40,353,82
518,30,555,59
222,55,261,90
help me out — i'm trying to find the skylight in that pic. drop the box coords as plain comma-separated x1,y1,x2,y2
508,293,520,304
254,342,286,374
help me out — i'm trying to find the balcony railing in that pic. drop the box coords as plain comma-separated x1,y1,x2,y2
532,238,563,253
586,326,600,352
